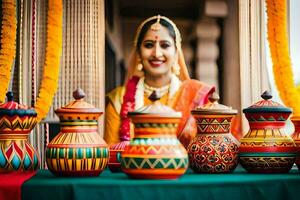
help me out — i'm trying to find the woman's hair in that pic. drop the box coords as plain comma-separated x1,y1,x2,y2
136,18,176,53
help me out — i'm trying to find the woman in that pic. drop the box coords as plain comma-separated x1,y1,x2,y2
104,15,215,148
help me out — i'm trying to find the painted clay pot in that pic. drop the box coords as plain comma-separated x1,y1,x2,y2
108,141,129,172
239,91,297,173
188,93,239,173
291,116,300,169
0,92,39,172
121,92,188,179
46,89,109,176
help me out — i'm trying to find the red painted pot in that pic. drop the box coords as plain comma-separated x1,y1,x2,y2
239,91,297,173
108,141,129,172
291,116,300,169
188,93,239,173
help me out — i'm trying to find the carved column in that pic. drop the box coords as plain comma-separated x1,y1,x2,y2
194,0,228,94
195,18,220,92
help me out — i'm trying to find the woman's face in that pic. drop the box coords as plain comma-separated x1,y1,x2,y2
139,25,177,78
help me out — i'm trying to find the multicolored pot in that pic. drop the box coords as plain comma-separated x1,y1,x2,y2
239,91,297,173
0,92,39,172
291,116,300,169
46,89,109,176
121,93,188,179
108,141,129,172
188,93,239,173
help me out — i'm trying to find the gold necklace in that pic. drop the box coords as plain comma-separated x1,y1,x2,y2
144,82,170,97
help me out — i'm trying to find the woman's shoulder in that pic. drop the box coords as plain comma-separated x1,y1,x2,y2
180,79,214,92
106,86,126,113
107,86,125,100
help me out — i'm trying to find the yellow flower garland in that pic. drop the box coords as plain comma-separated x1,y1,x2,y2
266,0,300,116
35,0,62,122
0,0,17,103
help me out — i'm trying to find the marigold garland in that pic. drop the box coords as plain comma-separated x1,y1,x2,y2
35,0,62,122
266,0,300,116
0,0,17,103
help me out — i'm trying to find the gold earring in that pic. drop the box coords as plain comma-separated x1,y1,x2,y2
137,63,143,71
172,63,180,75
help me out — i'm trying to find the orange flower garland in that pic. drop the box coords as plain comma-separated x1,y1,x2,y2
35,0,63,122
0,0,17,103
266,0,300,116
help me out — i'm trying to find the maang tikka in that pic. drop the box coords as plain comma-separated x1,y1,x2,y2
150,15,162,31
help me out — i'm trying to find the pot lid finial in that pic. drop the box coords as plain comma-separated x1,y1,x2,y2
208,92,220,103
73,88,85,100
261,90,272,100
192,92,237,115
6,91,14,102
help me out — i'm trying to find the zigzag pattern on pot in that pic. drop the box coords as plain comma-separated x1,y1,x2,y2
0,116,37,131
121,157,188,169
124,145,186,155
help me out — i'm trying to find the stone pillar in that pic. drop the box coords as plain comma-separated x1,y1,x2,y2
195,18,220,93
193,0,228,93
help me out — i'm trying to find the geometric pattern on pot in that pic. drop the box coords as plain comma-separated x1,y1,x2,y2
0,141,39,171
121,157,188,169
291,118,300,169
188,159,238,173
239,156,296,173
134,123,178,128
124,144,185,155
129,138,180,146
48,132,103,145
240,128,295,147
108,141,130,172
0,116,37,132
46,147,109,172
246,114,289,122
195,117,231,133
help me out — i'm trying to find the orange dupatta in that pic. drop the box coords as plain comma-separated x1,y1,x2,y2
172,79,215,147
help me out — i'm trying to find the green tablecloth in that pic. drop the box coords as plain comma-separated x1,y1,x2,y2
22,166,300,200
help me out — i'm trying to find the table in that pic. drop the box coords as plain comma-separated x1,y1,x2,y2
22,166,300,200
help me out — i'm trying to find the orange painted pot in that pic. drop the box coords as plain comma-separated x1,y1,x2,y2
0,92,39,172
239,91,297,173
121,94,188,179
188,93,239,173
46,89,109,176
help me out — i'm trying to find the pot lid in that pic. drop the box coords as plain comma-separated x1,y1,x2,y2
0,92,36,116
192,92,237,115
55,88,102,114
128,91,181,117
243,91,292,113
